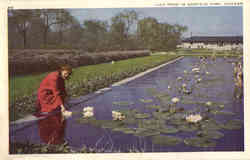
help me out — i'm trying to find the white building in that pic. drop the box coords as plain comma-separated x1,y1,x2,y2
179,36,243,51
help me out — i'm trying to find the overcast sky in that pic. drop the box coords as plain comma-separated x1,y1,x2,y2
68,6,242,38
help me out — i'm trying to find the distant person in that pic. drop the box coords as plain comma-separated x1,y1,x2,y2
233,62,243,99
36,65,72,117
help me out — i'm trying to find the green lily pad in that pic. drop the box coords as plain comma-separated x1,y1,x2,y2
158,126,179,134
123,118,138,125
101,120,125,129
210,110,235,116
134,129,161,137
139,99,153,103
146,88,158,96
146,105,162,110
184,137,216,148
112,101,134,106
112,127,135,134
197,130,224,139
222,119,243,130
152,135,182,146
152,111,171,120
200,120,223,131
138,119,166,130
155,93,170,99
134,113,151,119
76,117,96,124
178,124,198,132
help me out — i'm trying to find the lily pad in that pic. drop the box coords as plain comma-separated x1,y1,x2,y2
138,119,166,130
197,130,224,139
158,126,179,134
200,120,223,131
146,88,158,96
152,135,182,146
152,111,171,120
101,120,125,129
146,105,162,110
184,137,216,148
113,101,134,106
134,129,161,137
123,118,138,125
222,119,243,130
139,99,153,103
134,113,151,119
210,110,235,116
178,124,198,132
112,127,135,134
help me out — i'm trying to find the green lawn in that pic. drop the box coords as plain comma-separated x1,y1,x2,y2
9,54,179,121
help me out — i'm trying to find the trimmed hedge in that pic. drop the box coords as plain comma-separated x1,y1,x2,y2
9,49,150,76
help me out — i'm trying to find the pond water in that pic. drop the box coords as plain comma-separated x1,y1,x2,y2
10,56,244,153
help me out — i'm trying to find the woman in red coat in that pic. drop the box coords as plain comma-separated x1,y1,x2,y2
36,65,72,115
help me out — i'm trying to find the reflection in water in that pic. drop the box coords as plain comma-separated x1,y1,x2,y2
38,112,66,145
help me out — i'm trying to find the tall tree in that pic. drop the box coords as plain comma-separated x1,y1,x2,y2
36,9,74,47
8,10,33,48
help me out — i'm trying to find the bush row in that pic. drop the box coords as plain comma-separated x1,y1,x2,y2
9,50,150,76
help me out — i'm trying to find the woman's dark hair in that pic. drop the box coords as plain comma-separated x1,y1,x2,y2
58,65,72,74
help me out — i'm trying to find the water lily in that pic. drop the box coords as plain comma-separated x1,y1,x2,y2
171,97,180,104
219,104,224,108
206,71,210,75
62,110,72,118
184,70,188,74
205,101,212,106
83,106,94,112
112,111,125,121
192,68,200,72
182,83,187,88
186,114,202,123
197,78,202,83
168,85,171,89
177,77,182,81
83,111,94,118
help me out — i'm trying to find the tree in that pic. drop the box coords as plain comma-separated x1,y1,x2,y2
36,9,74,47
110,10,139,50
8,10,33,48
81,20,108,52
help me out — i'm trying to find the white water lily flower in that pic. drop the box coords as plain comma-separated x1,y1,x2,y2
83,106,94,112
177,77,182,81
171,97,180,104
112,111,125,121
192,68,200,72
83,111,94,118
168,85,171,89
197,78,202,82
195,75,199,78
184,70,188,74
205,101,212,106
62,110,72,118
206,71,210,75
186,114,202,123
182,83,187,88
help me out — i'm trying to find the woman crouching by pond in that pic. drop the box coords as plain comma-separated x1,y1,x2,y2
36,65,73,117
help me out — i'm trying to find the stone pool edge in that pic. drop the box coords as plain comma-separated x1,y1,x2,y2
10,56,184,127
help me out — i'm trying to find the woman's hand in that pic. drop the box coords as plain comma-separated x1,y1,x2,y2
60,104,66,112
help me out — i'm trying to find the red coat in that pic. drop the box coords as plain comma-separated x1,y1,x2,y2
37,71,67,113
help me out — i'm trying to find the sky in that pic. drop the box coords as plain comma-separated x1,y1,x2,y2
68,6,243,38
